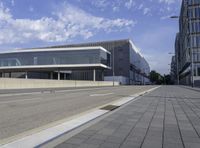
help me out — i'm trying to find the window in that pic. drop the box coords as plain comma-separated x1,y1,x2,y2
0,49,111,68
33,57,37,65
198,67,200,76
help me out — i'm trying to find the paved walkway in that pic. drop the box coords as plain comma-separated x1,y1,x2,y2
55,86,200,148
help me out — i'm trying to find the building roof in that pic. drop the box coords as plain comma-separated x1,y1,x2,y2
0,46,110,55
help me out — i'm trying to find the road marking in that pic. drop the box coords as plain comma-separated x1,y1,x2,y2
90,93,114,97
0,87,120,97
0,92,41,97
0,97,42,104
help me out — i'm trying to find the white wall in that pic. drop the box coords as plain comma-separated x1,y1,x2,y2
104,76,129,85
0,78,119,89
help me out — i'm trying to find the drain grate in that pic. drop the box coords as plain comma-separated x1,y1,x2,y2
100,105,120,111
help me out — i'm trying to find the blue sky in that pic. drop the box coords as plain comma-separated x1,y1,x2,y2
0,0,181,74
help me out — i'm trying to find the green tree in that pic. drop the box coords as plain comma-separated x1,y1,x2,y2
149,70,164,84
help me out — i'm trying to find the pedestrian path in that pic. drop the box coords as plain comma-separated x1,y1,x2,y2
55,86,200,148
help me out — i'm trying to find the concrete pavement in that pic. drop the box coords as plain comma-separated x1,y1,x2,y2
54,86,200,148
0,86,155,141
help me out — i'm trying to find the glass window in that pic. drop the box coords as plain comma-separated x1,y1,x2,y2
198,67,200,76
0,49,111,68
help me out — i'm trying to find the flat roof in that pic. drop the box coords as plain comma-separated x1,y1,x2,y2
0,46,111,55
25,39,130,49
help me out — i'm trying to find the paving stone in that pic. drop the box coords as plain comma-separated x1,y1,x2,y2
55,86,200,148
66,137,86,145
77,143,100,148
85,138,104,145
163,142,183,148
184,142,200,148
105,136,125,144
55,143,78,148
99,142,121,148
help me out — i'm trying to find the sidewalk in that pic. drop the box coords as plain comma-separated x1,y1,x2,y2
55,86,200,148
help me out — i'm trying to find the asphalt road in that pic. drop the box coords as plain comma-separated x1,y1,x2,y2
0,85,156,140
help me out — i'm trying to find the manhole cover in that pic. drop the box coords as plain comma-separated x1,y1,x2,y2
100,105,119,111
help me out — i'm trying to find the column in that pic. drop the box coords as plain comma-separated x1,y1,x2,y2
57,70,60,80
196,65,198,77
64,73,67,80
50,72,53,79
9,72,11,78
93,69,96,81
101,70,104,81
25,72,28,79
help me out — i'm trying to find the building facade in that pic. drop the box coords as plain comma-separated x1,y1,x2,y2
50,39,150,85
0,47,111,81
170,56,176,84
0,39,150,85
175,0,200,86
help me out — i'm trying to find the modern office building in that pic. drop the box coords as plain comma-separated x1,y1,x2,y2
49,39,150,85
0,39,150,85
170,56,176,84
175,0,200,86
0,47,111,81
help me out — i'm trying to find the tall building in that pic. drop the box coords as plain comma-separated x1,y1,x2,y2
175,0,200,86
0,39,150,85
170,56,176,84
174,33,180,84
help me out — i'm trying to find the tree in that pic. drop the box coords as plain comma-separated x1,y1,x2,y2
149,70,164,84
163,74,173,85
149,70,174,85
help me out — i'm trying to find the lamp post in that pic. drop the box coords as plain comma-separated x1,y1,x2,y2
112,48,115,86
170,15,193,87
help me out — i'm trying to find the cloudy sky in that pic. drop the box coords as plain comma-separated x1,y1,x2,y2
0,0,182,74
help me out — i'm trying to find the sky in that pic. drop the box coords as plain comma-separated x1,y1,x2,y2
0,0,182,74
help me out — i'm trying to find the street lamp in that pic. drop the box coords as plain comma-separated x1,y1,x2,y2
170,15,194,87
112,48,115,86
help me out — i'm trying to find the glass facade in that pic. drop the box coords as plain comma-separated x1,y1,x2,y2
0,49,111,68
176,0,200,85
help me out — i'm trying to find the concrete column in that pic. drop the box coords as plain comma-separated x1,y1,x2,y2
102,70,104,81
93,69,96,81
9,72,11,78
57,70,60,80
64,73,66,80
25,72,28,79
195,65,198,76
50,72,53,79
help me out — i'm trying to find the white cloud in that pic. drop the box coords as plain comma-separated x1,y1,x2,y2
138,4,144,10
125,0,135,9
159,0,180,5
11,0,14,6
143,8,151,15
113,6,119,12
29,6,34,12
91,0,109,11
0,2,136,44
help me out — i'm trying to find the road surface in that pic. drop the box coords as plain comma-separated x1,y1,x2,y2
0,86,155,140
